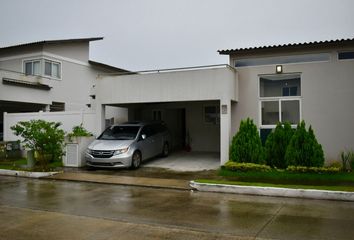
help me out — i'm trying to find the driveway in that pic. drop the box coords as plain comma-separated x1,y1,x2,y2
1,176,354,239
142,151,220,171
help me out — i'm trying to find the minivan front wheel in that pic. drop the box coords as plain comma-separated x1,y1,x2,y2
131,151,141,169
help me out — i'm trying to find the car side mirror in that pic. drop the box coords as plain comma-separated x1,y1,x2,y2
141,134,147,140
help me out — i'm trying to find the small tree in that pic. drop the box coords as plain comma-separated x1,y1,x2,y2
230,118,264,164
264,122,294,168
285,121,324,167
11,120,65,170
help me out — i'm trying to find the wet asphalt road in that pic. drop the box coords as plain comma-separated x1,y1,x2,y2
1,176,354,240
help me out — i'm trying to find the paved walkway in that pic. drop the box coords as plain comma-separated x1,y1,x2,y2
46,172,192,190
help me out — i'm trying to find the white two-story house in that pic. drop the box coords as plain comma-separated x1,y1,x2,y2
0,37,128,140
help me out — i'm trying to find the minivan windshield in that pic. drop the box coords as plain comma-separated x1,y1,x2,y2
98,126,140,140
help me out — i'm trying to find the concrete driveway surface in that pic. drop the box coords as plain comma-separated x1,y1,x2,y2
1,176,354,240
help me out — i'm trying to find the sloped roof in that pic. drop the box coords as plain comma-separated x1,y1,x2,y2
218,38,354,55
0,37,103,50
88,60,130,73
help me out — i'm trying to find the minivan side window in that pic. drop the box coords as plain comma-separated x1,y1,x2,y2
140,125,155,139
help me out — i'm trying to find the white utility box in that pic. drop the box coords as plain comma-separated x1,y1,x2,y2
64,136,95,167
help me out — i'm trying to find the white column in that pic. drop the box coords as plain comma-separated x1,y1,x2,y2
3,112,7,141
220,99,231,165
95,102,106,136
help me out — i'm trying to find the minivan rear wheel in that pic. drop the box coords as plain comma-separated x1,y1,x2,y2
131,151,141,169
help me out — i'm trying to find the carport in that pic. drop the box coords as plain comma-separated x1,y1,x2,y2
94,65,238,167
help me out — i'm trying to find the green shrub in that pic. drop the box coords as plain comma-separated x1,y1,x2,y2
286,165,340,174
230,118,264,164
11,120,65,171
67,124,92,141
224,161,271,172
264,122,294,169
285,121,324,167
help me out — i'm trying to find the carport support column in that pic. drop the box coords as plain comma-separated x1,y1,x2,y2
95,103,106,136
220,99,231,166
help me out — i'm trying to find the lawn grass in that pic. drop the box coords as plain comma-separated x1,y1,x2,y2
0,158,62,171
218,168,354,186
195,179,354,192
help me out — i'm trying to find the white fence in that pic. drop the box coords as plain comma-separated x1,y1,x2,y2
3,111,97,141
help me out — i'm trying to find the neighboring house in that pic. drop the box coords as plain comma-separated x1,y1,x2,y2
94,38,354,165
0,37,128,140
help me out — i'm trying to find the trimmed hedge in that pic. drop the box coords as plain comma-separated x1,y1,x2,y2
285,121,324,167
224,161,271,172
286,165,340,174
264,122,294,169
229,118,264,164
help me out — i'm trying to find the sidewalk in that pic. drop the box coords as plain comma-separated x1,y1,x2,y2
46,172,192,190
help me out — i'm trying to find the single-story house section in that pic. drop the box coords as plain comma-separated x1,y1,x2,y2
94,38,354,165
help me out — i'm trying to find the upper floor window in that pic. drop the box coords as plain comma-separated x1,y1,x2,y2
338,51,354,60
259,74,301,127
45,60,61,78
23,58,61,79
24,60,41,76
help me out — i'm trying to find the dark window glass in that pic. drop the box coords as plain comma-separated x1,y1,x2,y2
338,52,354,60
260,128,273,145
282,87,290,96
282,86,298,96
140,125,155,138
98,126,140,140
45,61,52,76
25,62,32,75
290,87,297,96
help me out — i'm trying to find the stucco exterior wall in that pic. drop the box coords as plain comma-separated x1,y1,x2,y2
43,42,89,62
96,67,237,104
230,52,354,161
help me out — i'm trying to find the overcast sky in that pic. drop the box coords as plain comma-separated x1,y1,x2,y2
1,0,353,71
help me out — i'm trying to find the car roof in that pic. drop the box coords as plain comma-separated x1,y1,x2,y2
112,121,165,127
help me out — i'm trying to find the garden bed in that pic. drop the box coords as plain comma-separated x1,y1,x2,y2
0,158,63,171
193,167,354,194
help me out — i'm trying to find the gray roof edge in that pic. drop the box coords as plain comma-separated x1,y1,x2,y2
218,37,354,55
0,37,104,50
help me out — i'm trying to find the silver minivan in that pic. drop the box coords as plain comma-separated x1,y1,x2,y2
86,121,170,169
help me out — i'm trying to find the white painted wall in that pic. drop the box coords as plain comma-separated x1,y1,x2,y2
96,67,238,104
3,111,97,141
230,51,354,161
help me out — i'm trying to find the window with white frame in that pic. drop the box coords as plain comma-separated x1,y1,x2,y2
23,58,61,79
44,60,61,78
204,105,220,125
24,60,41,76
259,74,301,127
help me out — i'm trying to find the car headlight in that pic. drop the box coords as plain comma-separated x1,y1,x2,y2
113,147,129,155
86,149,92,155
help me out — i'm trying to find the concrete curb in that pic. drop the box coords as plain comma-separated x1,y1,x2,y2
0,169,59,178
190,181,354,202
